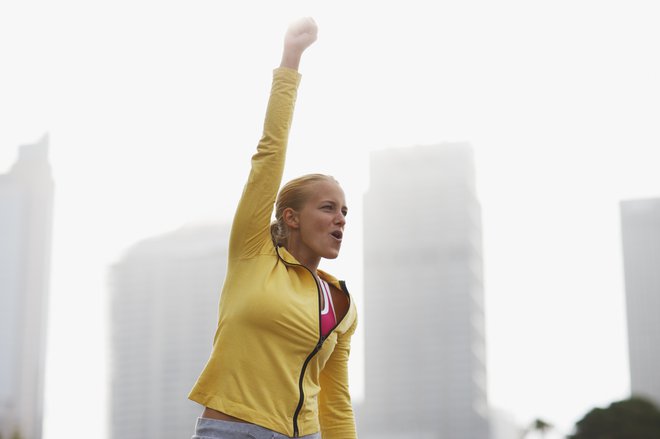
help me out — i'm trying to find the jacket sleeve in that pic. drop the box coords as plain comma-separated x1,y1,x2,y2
228,67,301,260
318,317,358,439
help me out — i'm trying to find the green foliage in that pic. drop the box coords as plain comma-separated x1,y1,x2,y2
521,418,554,438
532,418,552,431
569,396,660,439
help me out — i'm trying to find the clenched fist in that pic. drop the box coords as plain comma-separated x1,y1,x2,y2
280,17,318,71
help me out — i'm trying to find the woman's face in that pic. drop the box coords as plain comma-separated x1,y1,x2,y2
295,180,348,260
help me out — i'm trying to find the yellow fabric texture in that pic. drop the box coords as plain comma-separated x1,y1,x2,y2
188,67,358,439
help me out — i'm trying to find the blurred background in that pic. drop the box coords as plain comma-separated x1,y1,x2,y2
2,1,660,438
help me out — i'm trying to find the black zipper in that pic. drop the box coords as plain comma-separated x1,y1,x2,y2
292,334,324,437
275,246,351,437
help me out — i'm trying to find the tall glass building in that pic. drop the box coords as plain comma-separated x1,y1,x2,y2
620,197,660,406
108,223,229,439
0,136,54,439
359,143,489,439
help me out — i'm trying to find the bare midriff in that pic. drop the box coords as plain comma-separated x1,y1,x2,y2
202,407,249,423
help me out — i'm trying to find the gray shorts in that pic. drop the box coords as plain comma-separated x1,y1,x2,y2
191,417,321,439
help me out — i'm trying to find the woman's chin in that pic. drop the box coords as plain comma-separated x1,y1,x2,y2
323,249,340,260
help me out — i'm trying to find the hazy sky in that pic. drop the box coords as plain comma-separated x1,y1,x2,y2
2,1,660,438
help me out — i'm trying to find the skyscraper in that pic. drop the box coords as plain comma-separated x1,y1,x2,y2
0,136,54,439
620,197,660,406
359,143,489,439
108,222,228,439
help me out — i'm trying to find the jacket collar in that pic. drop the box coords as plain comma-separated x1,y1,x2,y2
275,245,343,291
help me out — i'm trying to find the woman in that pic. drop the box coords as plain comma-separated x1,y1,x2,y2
189,17,358,439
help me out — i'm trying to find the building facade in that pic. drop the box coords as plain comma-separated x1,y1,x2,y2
620,197,660,406
0,136,54,439
359,143,490,439
108,223,229,439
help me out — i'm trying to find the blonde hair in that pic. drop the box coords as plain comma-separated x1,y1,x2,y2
271,174,339,246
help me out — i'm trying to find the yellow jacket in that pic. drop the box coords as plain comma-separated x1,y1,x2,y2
189,67,358,439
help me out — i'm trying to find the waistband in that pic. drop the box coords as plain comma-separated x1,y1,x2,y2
193,417,321,439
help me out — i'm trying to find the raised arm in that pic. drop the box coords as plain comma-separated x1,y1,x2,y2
227,18,317,260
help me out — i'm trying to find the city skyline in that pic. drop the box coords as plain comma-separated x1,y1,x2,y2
3,2,660,438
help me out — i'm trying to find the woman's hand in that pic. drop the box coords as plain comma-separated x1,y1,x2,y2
280,17,318,71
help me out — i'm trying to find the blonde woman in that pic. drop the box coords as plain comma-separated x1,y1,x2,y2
189,17,358,439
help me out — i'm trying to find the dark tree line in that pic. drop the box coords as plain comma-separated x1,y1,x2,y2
569,396,660,439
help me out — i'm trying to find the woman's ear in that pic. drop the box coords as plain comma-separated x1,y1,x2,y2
283,208,300,229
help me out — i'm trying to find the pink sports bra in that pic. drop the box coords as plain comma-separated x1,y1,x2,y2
319,279,337,337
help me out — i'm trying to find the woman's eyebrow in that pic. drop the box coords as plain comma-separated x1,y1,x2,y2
320,200,348,209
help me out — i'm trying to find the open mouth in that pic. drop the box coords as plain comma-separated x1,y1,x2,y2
330,230,343,240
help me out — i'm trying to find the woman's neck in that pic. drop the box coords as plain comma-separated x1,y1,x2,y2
283,242,321,274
